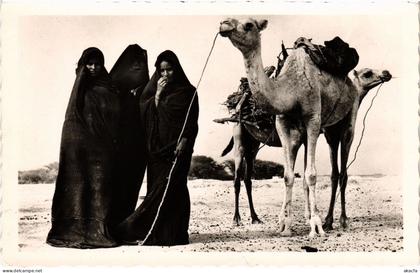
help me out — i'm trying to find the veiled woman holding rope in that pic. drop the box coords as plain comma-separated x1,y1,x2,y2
47,47,120,248
115,50,199,246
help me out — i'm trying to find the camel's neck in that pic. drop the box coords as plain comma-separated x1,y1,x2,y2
353,80,371,107
242,47,276,105
357,86,369,105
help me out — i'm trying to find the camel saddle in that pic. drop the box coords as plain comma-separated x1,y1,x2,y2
294,36,359,77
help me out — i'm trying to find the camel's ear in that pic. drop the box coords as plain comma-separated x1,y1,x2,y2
257,19,268,31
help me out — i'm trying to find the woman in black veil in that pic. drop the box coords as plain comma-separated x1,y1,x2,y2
47,47,120,248
107,44,149,229
115,50,199,246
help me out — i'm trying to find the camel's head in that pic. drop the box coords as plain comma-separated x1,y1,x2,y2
353,68,392,91
219,18,268,55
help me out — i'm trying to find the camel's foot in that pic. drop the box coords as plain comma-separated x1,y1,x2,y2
322,223,333,231
251,216,263,224
280,229,292,237
278,215,292,236
309,215,326,238
339,215,349,230
233,214,243,226
323,216,334,231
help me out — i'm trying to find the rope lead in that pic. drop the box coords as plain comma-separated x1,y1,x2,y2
346,83,383,170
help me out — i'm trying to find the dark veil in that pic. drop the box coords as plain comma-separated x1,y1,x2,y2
47,47,120,248
140,50,192,102
108,44,150,228
115,50,199,246
110,44,149,93
67,47,113,125
140,50,198,158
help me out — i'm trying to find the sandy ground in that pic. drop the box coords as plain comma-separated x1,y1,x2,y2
18,175,403,252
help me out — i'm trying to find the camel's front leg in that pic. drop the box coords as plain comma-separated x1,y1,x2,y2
323,127,340,231
338,104,357,229
305,117,325,238
276,116,301,236
303,142,322,227
302,143,310,225
338,125,355,229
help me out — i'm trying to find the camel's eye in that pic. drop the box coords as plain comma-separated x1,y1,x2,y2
363,71,373,78
244,22,254,31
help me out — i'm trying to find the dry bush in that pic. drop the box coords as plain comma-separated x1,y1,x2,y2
18,162,58,184
222,159,284,180
188,155,233,180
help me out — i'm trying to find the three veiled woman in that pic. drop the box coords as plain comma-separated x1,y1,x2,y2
115,50,199,246
47,47,120,248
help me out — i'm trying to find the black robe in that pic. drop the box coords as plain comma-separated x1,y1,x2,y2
115,50,199,246
47,48,120,248
108,44,150,228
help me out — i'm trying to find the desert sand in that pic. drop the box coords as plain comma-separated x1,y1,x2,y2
18,174,403,253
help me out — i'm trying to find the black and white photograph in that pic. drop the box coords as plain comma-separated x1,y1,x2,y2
1,0,418,270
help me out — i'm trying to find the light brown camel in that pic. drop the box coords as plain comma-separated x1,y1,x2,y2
219,17,359,237
222,68,392,229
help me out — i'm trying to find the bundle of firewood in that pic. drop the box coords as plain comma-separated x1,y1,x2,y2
214,66,277,130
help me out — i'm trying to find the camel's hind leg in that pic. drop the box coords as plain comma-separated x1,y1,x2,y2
243,133,262,224
232,123,244,226
305,117,325,238
276,116,301,236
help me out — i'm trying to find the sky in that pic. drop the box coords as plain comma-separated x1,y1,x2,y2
3,4,417,176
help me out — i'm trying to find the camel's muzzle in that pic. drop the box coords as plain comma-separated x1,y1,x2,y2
219,21,234,37
380,70,392,82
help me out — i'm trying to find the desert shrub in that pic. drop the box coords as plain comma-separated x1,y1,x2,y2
221,160,235,174
253,159,284,179
223,159,284,179
45,161,59,171
18,162,58,184
18,158,284,183
18,170,43,184
188,155,233,180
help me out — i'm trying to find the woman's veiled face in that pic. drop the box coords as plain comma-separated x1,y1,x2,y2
86,58,102,77
159,61,174,83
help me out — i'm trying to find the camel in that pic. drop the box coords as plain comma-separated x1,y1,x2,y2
219,17,360,237
221,68,392,229
322,68,392,230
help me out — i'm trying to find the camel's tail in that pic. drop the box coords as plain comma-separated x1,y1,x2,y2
221,137,234,157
